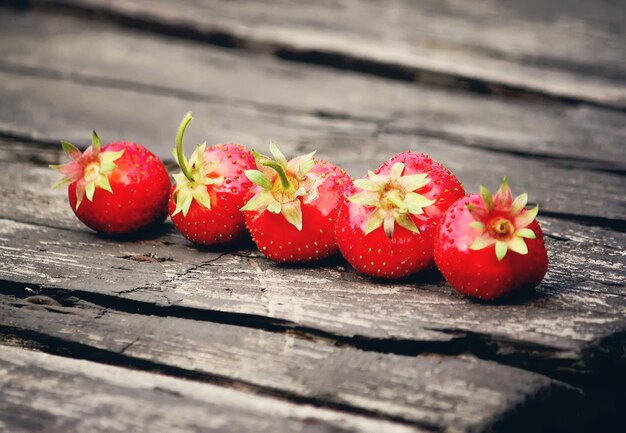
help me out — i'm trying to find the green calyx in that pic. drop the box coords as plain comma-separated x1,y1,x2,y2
50,131,124,210
348,162,435,239
240,142,316,231
171,112,224,218
468,177,539,261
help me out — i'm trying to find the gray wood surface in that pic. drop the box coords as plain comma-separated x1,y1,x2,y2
1,9,625,166
18,0,626,110
0,345,420,433
2,71,624,222
18,0,626,109
0,2,624,432
0,292,583,432
1,145,624,385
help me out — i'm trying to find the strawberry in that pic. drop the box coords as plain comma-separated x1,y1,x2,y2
434,177,548,300
169,112,256,246
241,143,351,263
335,152,464,279
50,132,170,235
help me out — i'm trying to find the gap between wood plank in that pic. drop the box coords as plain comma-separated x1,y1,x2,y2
1,288,623,433
1,59,623,177
0,345,426,433
4,0,625,113
1,8,624,167
0,277,616,389
0,323,439,432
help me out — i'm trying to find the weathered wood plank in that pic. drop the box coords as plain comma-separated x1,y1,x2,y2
0,345,420,433
1,70,624,222
0,7,622,431
19,0,626,109
0,293,582,433
0,154,624,383
0,9,624,166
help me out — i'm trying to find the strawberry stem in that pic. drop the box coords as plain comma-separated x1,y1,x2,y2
262,160,290,189
176,112,194,182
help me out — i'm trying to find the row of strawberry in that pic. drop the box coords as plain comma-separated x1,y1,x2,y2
51,112,548,301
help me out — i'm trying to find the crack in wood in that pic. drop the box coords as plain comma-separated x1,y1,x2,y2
114,253,230,297
4,0,624,113
0,48,624,177
0,279,621,389
539,210,626,234
118,337,139,355
0,324,442,432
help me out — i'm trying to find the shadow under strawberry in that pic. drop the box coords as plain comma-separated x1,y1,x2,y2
89,218,173,242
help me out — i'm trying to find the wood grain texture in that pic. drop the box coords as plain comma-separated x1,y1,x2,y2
0,5,624,432
19,0,626,109
0,346,421,433
0,69,624,223
0,9,624,166
0,10,624,221
0,293,585,433
0,150,624,386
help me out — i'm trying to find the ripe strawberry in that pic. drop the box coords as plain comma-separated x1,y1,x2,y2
335,152,464,279
50,132,170,235
434,178,548,300
241,143,351,263
169,112,256,246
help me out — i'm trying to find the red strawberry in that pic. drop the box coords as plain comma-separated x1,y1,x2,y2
434,177,548,300
241,143,351,263
335,152,464,279
169,112,255,246
50,132,170,235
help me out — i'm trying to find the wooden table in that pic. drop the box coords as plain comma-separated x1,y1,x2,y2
1,1,624,432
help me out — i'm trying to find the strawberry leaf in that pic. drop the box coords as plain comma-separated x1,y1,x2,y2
395,213,420,235
495,241,508,261
91,131,102,156
99,149,125,173
507,237,528,255
516,228,537,239
267,201,282,214
192,187,212,211
469,234,496,251
469,221,485,231
494,177,513,209
280,200,303,230
383,213,395,239
397,173,429,192
353,178,381,192
479,186,493,211
388,162,405,179
269,141,287,164
60,140,82,160
511,192,528,215
95,174,113,194
515,205,539,228
85,181,96,202
245,170,272,189
240,190,274,212
365,209,385,235
404,192,435,214
75,183,85,211
348,191,379,207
